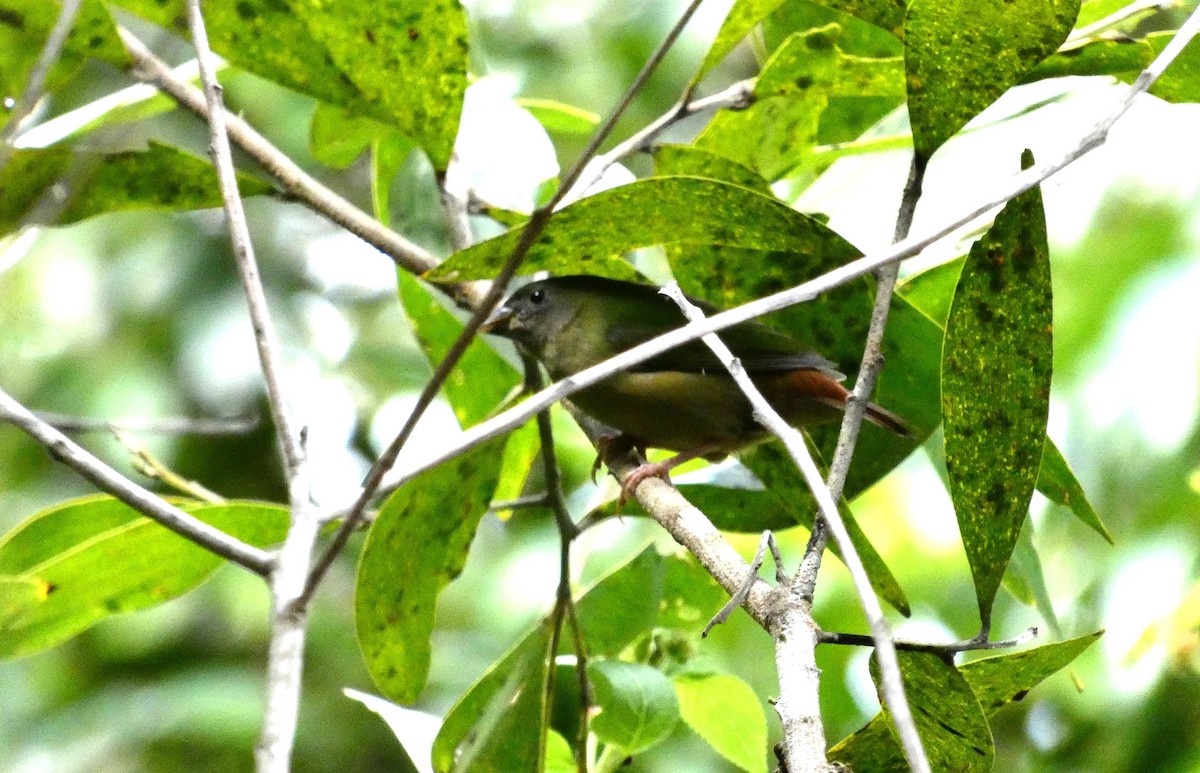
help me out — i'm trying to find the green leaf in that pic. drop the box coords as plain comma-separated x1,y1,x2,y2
942,150,1053,626
516,98,600,134
0,143,274,236
589,660,680,755
310,103,393,169
355,439,506,703
700,0,789,77
285,0,467,168
831,634,1102,769
428,177,850,282
833,651,993,772
1038,438,1112,543
697,22,908,180
109,0,467,167
671,485,799,532
576,546,665,657
432,618,556,773
896,255,965,328
491,420,541,521
961,631,1102,713
433,546,670,771
0,496,288,660
905,0,1080,161
696,25,841,180
653,144,774,195
372,133,419,227
674,672,767,773
1026,38,1154,82
0,0,128,126
397,272,520,428
900,259,1105,539
658,553,729,636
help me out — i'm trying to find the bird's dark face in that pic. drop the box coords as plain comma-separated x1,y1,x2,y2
482,279,573,356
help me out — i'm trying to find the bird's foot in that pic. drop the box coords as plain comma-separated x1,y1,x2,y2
619,460,675,506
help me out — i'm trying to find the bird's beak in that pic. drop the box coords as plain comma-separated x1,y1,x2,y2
481,303,515,335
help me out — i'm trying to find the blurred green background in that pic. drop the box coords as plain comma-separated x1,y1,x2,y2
3,1,1200,771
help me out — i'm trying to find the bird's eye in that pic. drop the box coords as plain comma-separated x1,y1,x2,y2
529,288,546,305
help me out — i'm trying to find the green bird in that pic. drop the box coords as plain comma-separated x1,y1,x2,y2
483,275,909,495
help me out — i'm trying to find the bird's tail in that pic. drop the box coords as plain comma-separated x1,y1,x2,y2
863,402,912,438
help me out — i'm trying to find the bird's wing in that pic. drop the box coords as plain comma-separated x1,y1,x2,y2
603,292,844,379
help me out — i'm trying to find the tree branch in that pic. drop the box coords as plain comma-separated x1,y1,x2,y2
34,410,259,435
0,388,273,575
183,4,320,771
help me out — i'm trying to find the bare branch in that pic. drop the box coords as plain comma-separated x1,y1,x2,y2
571,77,755,200
0,388,272,575
795,155,930,772
185,3,300,478
183,4,323,771
820,626,1039,654
34,411,260,435
0,0,81,172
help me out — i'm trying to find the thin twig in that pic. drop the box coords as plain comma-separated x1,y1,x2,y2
523,356,589,771
820,626,1039,654
112,428,226,503
0,0,82,173
35,410,259,435
488,493,551,512
346,11,1200,514
796,154,930,772
703,530,783,637
186,12,300,479
0,388,272,574
300,0,709,607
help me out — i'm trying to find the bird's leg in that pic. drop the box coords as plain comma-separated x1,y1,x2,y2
620,444,720,505
591,432,644,484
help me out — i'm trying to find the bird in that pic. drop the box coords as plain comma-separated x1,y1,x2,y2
483,275,910,498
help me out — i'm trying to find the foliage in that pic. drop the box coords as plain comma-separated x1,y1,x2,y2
2,0,1198,771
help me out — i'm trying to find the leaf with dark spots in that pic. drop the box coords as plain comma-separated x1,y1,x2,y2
961,632,1102,713
942,150,1053,626
905,0,1079,161
427,177,847,281
831,651,992,771
355,439,505,703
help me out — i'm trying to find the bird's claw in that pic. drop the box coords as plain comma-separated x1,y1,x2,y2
618,460,674,507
